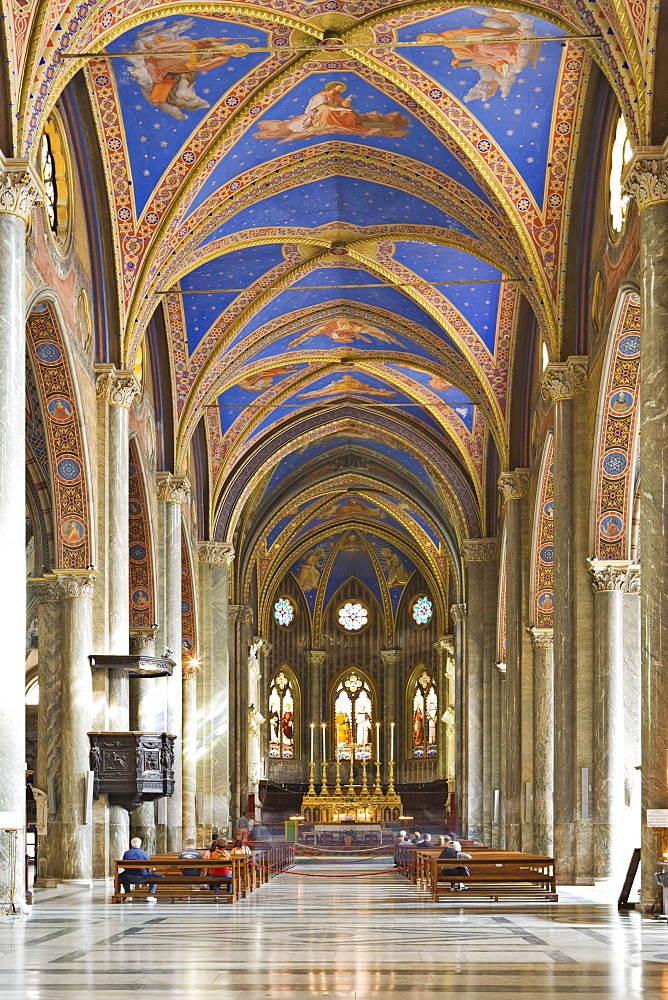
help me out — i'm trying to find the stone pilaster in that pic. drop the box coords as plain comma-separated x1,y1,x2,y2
197,542,234,841
380,650,401,780
33,571,96,882
305,651,327,765
434,637,454,786
0,157,40,910
462,538,498,844
450,603,466,834
248,637,271,808
542,357,588,878
181,658,200,842
156,473,190,850
529,628,554,857
228,605,254,825
588,561,640,878
498,472,529,850
624,143,668,908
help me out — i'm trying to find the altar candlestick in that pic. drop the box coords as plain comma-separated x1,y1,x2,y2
390,722,395,762
375,721,380,760
310,723,314,762
321,722,326,760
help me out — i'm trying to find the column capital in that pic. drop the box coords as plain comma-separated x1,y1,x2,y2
182,660,201,680
541,356,588,402
94,365,140,407
252,636,273,656
434,635,455,656
528,626,554,649
450,602,467,622
229,604,253,627
0,154,42,222
305,650,326,668
497,470,529,501
623,139,668,210
587,559,640,592
198,541,234,565
462,537,498,562
380,649,402,667
129,626,158,654
32,569,96,601
156,472,191,504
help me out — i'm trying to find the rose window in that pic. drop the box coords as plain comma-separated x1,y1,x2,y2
274,597,294,627
412,596,433,625
338,602,368,631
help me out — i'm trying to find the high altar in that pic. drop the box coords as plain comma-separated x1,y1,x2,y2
301,757,402,823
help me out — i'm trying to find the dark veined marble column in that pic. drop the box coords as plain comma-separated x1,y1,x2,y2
625,145,668,908
305,650,327,769
228,605,254,824
450,603,466,836
588,561,639,879
541,358,588,879
498,471,529,851
529,628,554,857
0,157,40,910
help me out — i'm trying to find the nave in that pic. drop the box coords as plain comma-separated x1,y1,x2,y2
3,864,668,1000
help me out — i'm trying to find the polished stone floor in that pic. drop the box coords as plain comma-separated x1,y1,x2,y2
1,858,668,999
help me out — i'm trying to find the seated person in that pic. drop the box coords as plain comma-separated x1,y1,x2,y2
411,830,425,845
422,833,433,845
438,835,452,847
119,837,165,899
178,838,204,877
205,838,233,893
438,839,472,890
230,837,252,857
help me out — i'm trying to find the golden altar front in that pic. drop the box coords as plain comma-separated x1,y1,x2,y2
300,758,402,824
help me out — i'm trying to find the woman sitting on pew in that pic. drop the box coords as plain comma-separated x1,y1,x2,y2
205,839,233,893
438,840,472,891
230,838,252,857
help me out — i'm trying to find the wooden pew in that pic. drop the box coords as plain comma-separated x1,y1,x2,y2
427,853,558,902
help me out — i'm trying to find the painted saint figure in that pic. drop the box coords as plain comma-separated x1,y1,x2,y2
413,705,424,747
296,547,325,591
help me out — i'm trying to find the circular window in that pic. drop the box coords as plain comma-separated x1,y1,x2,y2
338,602,368,631
412,595,433,625
40,114,72,251
609,114,633,235
274,597,294,627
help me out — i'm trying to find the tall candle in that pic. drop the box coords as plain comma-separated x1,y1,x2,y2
321,723,326,760
375,722,380,761
310,723,314,762
390,722,395,762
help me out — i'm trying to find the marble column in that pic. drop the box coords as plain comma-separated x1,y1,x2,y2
197,542,234,841
461,538,498,843
434,637,453,784
588,561,640,878
156,473,190,851
228,605,254,824
128,628,160,852
450,603,466,835
380,650,401,782
625,146,668,908
498,473,529,850
34,571,96,881
247,637,271,811
542,358,588,879
305,651,327,768
529,628,554,857
94,366,140,865
0,157,40,910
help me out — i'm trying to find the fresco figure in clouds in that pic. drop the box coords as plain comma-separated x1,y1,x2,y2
256,81,410,142
417,11,540,103
127,19,250,119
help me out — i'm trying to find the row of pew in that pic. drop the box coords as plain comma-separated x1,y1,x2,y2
394,843,558,902
112,842,294,903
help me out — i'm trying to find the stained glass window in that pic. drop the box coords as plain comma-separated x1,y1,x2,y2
268,670,295,758
412,595,433,625
610,115,632,233
41,133,58,233
412,670,438,758
335,673,373,760
274,597,294,627
338,601,368,631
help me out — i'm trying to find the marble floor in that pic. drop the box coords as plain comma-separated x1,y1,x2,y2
1,858,668,999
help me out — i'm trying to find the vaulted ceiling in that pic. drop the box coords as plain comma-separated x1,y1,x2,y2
11,0,657,601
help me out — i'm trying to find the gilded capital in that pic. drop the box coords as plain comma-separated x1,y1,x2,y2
253,636,273,656
198,541,235,566
588,559,640,593
95,365,140,407
497,470,529,501
305,650,327,669
528,627,553,649
623,140,668,210
229,604,254,627
541,356,588,402
450,603,467,622
157,472,191,504
32,569,96,601
0,154,42,222
380,649,402,668
182,661,201,680
462,537,498,562
129,627,158,654
434,635,455,656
